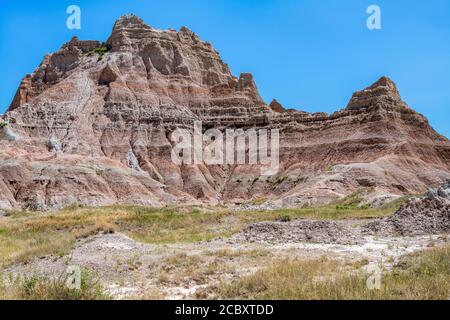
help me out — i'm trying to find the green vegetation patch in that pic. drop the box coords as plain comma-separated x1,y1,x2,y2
88,46,109,61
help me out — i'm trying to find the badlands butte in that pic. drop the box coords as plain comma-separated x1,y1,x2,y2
1,14,450,212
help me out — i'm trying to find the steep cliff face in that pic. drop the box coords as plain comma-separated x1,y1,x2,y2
1,14,449,210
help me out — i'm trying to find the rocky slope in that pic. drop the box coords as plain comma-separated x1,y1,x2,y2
364,180,450,236
1,14,449,210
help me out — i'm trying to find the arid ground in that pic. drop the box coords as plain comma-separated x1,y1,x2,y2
1,192,448,300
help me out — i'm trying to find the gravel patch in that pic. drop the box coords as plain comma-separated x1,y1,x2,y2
232,220,361,245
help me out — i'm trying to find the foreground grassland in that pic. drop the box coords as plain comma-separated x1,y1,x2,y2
218,246,450,300
0,195,448,300
1,244,448,300
0,198,405,267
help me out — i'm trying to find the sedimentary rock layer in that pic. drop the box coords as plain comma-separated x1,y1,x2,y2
1,14,449,210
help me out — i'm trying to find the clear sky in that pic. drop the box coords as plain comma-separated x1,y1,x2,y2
1,0,449,137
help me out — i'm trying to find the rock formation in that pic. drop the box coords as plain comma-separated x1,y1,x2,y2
268,99,285,113
363,180,450,236
1,14,449,210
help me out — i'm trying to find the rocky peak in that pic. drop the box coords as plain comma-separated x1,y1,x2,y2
237,73,264,104
268,99,285,113
106,15,215,56
346,76,406,110
101,15,242,92
112,14,151,31
106,15,154,52
370,76,399,94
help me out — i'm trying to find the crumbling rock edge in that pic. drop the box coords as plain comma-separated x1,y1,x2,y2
363,180,450,236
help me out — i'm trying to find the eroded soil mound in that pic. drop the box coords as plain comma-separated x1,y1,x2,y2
232,220,360,245
363,181,450,236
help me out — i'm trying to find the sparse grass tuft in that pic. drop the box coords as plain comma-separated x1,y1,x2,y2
0,270,110,300
333,188,369,208
251,197,267,206
0,209,122,267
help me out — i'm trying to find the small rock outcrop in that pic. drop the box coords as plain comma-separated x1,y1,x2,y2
46,138,61,152
426,180,450,199
268,99,285,113
346,76,406,110
0,122,21,141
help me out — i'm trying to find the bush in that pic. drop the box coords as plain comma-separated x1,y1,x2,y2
0,121,7,128
277,215,292,223
93,47,108,54
89,46,109,62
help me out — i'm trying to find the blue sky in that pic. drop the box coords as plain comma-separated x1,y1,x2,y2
1,0,449,137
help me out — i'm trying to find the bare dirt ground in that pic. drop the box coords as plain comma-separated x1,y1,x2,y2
4,217,447,299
